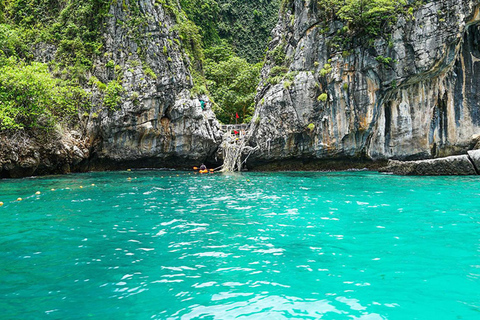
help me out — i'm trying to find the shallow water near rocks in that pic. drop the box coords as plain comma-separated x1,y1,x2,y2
1,171,479,319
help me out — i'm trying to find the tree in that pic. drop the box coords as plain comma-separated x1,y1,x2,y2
0,55,88,130
204,43,261,123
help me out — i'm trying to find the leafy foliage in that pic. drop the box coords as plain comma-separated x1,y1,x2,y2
179,0,220,46
204,43,262,123
6,0,111,72
0,54,88,130
173,18,204,68
178,0,276,123
317,0,408,37
317,93,328,102
1,0,282,127
180,0,281,63
0,24,29,58
103,80,124,111
0,1,110,132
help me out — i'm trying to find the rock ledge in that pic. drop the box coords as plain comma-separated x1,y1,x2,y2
380,153,479,176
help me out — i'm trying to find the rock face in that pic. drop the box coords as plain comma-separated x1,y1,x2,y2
0,131,89,178
467,149,480,172
1,0,222,178
248,0,480,166
87,0,221,169
380,155,478,176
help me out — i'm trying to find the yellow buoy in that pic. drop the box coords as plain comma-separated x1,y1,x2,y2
127,177,132,180
17,198,22,201
51,189,55,191
79,186,83,189
0,202,3,207
91,184,95,186
127,169,132,172
35,191,41,195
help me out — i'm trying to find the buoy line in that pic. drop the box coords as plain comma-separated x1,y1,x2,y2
0,183,98,206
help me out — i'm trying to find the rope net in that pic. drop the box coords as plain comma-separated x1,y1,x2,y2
220,127,258,172
221,137,246,172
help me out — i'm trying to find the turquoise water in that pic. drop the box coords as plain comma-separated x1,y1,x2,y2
1,171,479,319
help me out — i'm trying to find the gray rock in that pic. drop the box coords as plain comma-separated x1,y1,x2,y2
8,157,40,178
379,155,477,176
467,149,480,173
72,146,85,165
0,132,88,178
249,0,480,166
86,0,222,168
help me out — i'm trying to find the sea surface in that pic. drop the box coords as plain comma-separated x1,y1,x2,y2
0,171,479,319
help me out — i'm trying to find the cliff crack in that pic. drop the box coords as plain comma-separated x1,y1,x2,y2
467,153,480,175
295,20,321,47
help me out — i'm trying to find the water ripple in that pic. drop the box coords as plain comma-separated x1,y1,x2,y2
1,171,479,319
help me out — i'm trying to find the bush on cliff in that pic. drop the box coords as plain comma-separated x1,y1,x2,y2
0,54,88,131
317,0,407,37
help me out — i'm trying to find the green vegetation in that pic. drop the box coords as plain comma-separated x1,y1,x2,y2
11,0,111,72
0,0,112,132
204,43,262,124
0,0,421,131
103,80,124,111
180,0,281,63
178,0,281,123
375,55,396,66
0,54,88,130
316,0,408,38
0,0,277,127
320,63,333,77
317,93,328,102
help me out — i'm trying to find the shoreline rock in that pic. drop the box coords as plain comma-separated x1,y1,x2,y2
379,154,478,176
467,149,480,174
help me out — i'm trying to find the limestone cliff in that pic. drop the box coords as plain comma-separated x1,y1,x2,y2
248,0,480,166
87,0,221,169
0,0,222,178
